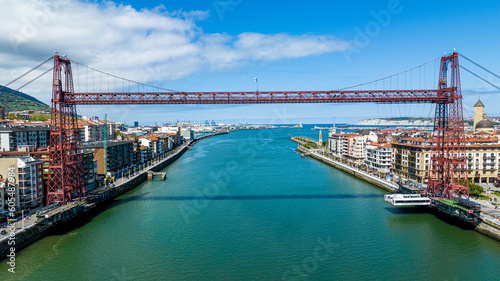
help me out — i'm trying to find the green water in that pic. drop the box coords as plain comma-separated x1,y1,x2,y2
1,127,500,280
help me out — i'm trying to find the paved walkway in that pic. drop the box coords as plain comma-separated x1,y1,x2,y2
0,215,38,241
299,146,398,191
90,143,188,195
469,197,500,228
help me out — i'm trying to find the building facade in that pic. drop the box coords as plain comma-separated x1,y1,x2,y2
82,140,134,176
82,150,97,192
393,136,500,185
0,124,50,152
328,133,367,162
365,143,393,173
465,137,500,184
0,157,44,212
182,128,194,141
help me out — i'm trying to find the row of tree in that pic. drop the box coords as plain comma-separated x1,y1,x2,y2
5,113,51,121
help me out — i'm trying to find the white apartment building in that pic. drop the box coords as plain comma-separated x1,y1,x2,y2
181,128,194,141
0,125,50,152
0,156,44,212
365,143,394,173
328,133,368,162
78,120,115,143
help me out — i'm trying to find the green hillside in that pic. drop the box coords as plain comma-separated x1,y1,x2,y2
0,85,50,112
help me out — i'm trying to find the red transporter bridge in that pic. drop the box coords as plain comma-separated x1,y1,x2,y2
47,53,468,205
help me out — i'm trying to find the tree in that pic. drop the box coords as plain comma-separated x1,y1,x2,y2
457,179,484,197
469,182,484,197
7,113,22,120
29,113,50,121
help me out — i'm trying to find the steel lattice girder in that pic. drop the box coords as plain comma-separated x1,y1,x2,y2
64,90,451,105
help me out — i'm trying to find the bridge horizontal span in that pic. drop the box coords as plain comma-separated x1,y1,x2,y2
65,89,452,105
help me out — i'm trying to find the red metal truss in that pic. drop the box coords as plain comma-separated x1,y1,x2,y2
65,90,448,105
47,52,468,205
427,53,469,198
48,55,84,204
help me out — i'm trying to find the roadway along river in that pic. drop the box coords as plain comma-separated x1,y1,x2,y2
2,126,500,280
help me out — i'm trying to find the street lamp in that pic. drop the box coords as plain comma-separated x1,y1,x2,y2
254,77,258,92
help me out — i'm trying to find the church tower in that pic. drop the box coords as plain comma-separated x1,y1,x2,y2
473,99,484,130
318,130,323,146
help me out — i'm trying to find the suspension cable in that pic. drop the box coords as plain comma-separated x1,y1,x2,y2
7,68,54,95
0,56,54,93
460,65,500,91
459,53,500,80
70,59,178,92
336,57,441,91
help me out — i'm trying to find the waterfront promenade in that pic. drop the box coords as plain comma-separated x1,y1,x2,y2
291,136,398,192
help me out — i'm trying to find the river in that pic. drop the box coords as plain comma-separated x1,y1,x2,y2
1,126,500,280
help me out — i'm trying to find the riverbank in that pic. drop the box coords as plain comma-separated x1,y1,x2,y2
291,137,397,192
291,137,500,243
0,133,225,260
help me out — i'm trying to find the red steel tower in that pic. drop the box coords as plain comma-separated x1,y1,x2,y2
427,53,469,198
47,55,84,204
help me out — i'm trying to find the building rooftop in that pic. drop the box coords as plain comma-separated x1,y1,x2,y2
474,99,485,107
476,119,494,129
367,142,391,148
81,140,134,149
0,124,50,132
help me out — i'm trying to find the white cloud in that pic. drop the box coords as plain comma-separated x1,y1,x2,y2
0,0,351,103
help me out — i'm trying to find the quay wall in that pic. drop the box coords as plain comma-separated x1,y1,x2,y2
294,144,397,192
475,219,500,243
0,225,48,261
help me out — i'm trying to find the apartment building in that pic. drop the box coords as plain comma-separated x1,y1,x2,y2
365,143,393,173
82,140,134,176
138,135,164,158
77,120,116,143
0,157,44,212
181,128,194,141
158,126,181,145
393,136,500,185
0,124,50,152
82,150,97,192
465,136,500,184
328,133,368,162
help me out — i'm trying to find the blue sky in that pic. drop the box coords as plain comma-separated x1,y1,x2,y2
1,0,499,124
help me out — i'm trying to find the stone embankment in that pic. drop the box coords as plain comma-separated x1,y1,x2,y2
475,218,500,242
294,144,397,192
